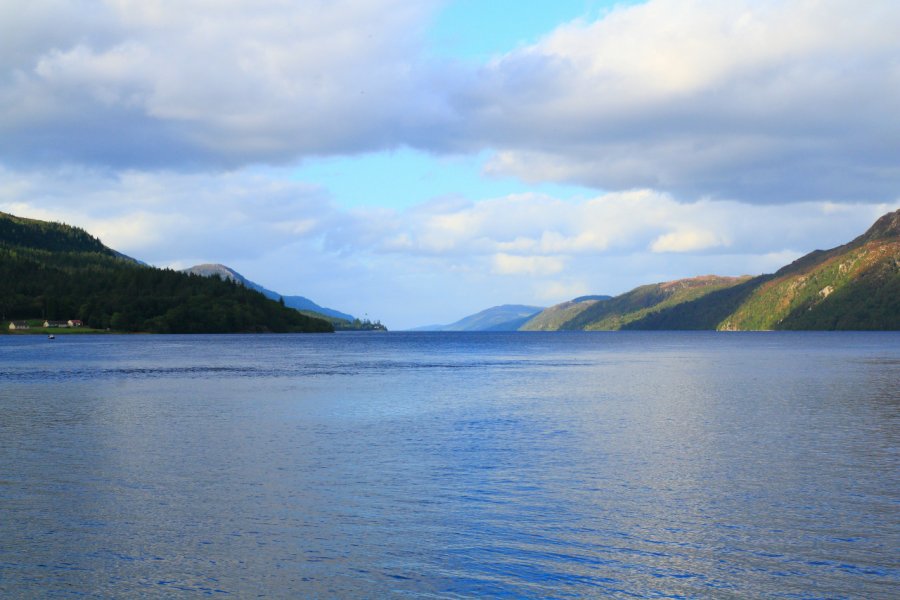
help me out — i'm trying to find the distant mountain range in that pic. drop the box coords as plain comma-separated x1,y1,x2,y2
182,263,355,322
412,304,545,331
520,209,899,331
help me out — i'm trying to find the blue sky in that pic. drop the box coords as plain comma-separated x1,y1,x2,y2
293,149,595,209
0,0,897,329
428,0,640,60
294,0,639,210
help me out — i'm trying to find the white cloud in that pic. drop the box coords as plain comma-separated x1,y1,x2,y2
491,253,565,276
650,229,727,253
534,280,591,303
468,0,900,203
0,166,334,263
2,1,898,205
326,188,896,264
0,0,442,167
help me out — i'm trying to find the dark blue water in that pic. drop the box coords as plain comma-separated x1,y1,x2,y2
1,332,897,598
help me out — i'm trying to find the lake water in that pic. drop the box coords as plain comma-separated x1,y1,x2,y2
0,332,898,598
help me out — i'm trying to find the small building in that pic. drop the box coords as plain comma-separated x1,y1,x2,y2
67,319,83,327
8,321,30,330
44,321,69,328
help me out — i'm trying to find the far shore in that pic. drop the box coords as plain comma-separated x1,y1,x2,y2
2,327,339,335
3,327,117,335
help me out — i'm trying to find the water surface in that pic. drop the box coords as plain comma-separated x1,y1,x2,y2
1,332,898,597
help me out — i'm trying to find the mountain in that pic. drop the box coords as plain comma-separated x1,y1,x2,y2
522,277,748,330
522,209,900,331
719,209,900,330
0,212,333,334
519,296,612,331
182,263,355,322
615,276,765,330
412,304,545,331
0,212,117,255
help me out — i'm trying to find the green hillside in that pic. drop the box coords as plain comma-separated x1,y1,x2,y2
0,212,333,334
567,276,749,330
520,297,609,331
720,210,900,330
0,212,113,255
522,277,749,331
620,276,764,330
523,209,899,331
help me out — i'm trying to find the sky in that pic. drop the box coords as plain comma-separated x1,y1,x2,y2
1,0,898,329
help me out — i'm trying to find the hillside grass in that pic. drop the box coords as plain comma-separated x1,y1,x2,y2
720,241,899,330
520,299,603,331
575,277,749,331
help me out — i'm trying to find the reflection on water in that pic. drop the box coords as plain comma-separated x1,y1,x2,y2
1,332,898,597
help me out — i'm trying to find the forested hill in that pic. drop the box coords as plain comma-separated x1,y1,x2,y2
0,212,333,334
0,211,113,255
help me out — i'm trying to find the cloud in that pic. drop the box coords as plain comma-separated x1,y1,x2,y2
0,165,335,264
467,0,900,203
533,280,591,303
0,0,443,168
328,189,896,262
2,1,898,206
492,253,565,276
650,229,727,253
